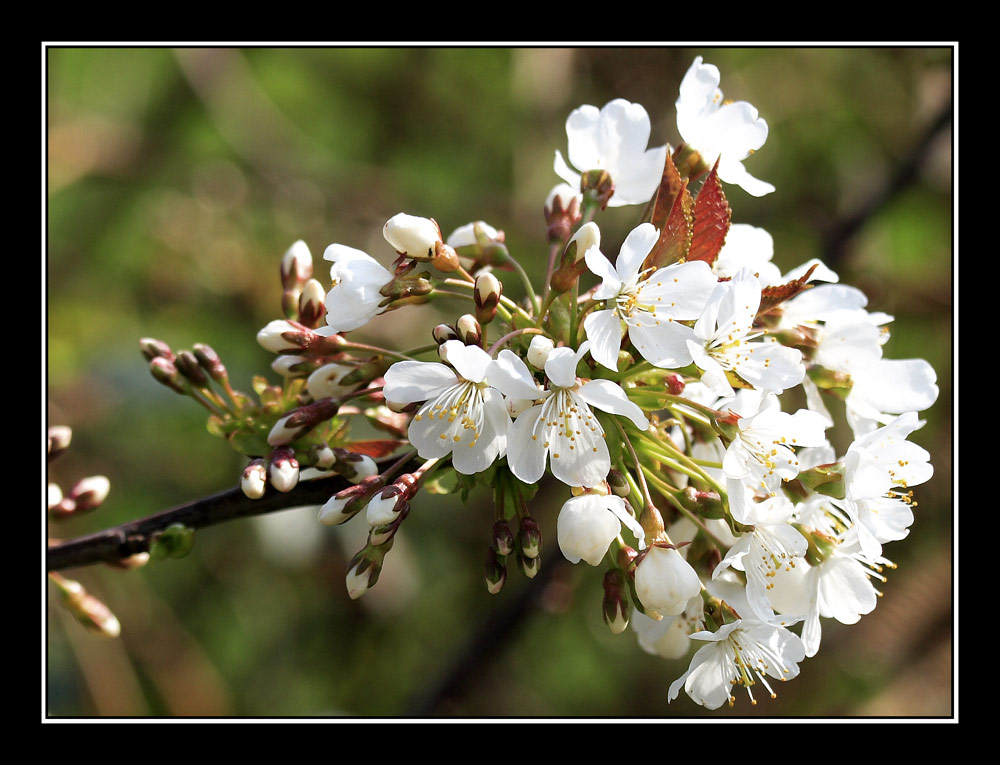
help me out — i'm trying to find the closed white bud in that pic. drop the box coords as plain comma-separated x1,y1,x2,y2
68,476,111,512
446,221,500,249
383,213,441,261
268,449,299,493
346,454,378,483
545,183,582,213
241,459,268,499
257,320,306,353
318,495,352,526
47,483,64,511
633,545,702,618
281,240,313,285
366,488,403,527
307,363,356,400
527,335,555,369
271,354,310,378
568,221,600,263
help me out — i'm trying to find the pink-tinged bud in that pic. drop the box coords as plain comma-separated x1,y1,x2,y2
280,240,313,287
268,446,299,493
306,363,358,401
67,475,111,513
192,343,229,385
432,323,460,345
241,458,268,499
175,350,210,387
48,426,72,461
602,569,630,634
485,548,507,595
544,183,583,244
139,337,175,362
297,278,327,328
455,314,482,346
383,213,442,261
52,574,121,638
518,517,542,559
474,271,502,325
492,520,515,557
267,398,340,447
149,356,187,394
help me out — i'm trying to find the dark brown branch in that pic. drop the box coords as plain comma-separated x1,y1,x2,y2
46,459,421,573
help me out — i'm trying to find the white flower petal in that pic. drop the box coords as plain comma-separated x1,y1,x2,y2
490,349,546,401
577,379,648,430
583,309,624,371
382,361,457,406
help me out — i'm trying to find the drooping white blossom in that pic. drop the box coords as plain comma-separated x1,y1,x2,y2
675,56,774,197
554,99,667,207
318,244,392,334
583,222,716,371
633,544,703,618
382,341,510,475
556,491,645,566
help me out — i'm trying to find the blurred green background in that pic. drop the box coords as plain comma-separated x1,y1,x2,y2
45,46,954,718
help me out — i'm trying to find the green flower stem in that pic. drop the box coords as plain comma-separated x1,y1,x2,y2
340,340,421,363
542,240,563,309
487,327,543,357
492,242,538,315
637,434,728,500
400,343,440,358
639,466,729,550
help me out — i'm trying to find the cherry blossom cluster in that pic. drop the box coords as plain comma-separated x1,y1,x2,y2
241,56,938,710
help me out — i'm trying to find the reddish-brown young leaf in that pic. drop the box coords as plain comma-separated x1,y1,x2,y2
643,179,694,271
687,160,731,266
346,439,408,459
758,263,819,317
650,150,685,231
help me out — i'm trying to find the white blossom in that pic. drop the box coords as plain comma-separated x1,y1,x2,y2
554,99,667,207
583,222,716,371
675,56,774,197
319,244,392,334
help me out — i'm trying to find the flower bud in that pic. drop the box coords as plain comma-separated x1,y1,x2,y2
550,222,601,294
333,449,379,483
430,241,460,273
345,546,389,600
455,314,482,346
432,323,460,345
67,475,111,514
473,271,502,325
369,503,409,546
271,354,316,378
267,397,340,446
139,337,175,362
47,482,63,511
257,319,343,354
518,516,542,559
318,475,384,526
446,221,500,251
526,335,555,370
149,356,188,395
485,548,507,594
297,278,327,328
280,239,313,288
383,213,442,261
607,469,631,498
517,551,540,579
175,350,210,387
366,486,405,527
52,574,121,638
309,443,336,470
544,183,583,243
149,523,196,560
48,426,72,461
192,343,229,385
105,552,150,571
241,458,268,499
492,520,515,557
633,544,702,618
602,569,630,635
306,363,358,400
268,446,299,492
